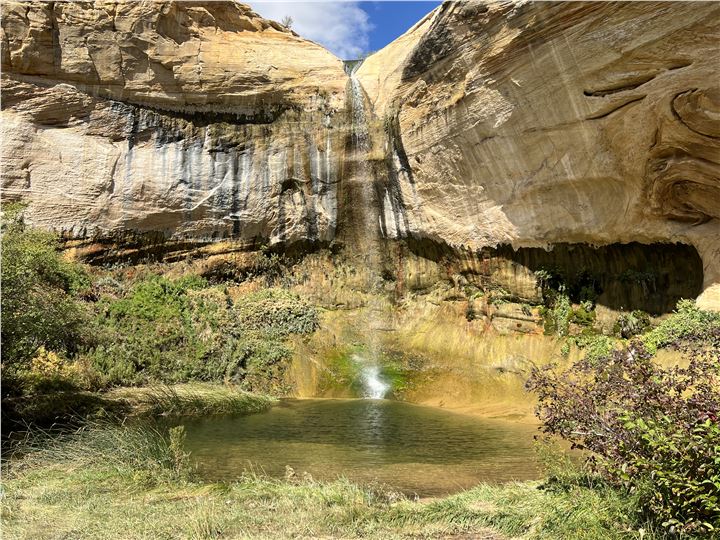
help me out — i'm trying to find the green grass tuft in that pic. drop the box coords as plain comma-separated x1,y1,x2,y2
128,384,277,418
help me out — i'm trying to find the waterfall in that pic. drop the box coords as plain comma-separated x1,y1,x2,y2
352,354,389,399
342,58,379,245
344,60,390,401
348,62,369,149
362,366,390,399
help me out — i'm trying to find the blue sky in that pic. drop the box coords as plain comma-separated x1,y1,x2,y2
253,1,442,59
363,2,441,54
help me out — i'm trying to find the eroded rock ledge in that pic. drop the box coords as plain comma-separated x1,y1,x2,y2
2,1,719,310
357,0,720,309
2,0,348,247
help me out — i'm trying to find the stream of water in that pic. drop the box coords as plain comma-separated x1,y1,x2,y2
351,353,390,399
180,399,541,496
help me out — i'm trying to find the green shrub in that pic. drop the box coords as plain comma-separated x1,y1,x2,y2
618,269,656,289
14,347,83,394
86,277,317,390
233,288,319,336
540,292,572,336
642,299,720,353
236,338,293,393
88,275,221,384
568,331,615,363
534,267,565,293
613,310,651,338
1,204,91,379
527,328,720,535
623,415,720,534
571,304,596,326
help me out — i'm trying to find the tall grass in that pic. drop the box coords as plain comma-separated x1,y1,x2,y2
5,420,191,482
131,384,276,417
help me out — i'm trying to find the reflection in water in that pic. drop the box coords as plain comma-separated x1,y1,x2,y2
181,399,541,496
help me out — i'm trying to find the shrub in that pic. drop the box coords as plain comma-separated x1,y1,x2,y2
88,275,222,385
534,267,565,293
618,269,656,292
540,292,572,336
0,210,320,394
16,347,83,394
568,331,615,363
624,415,720,534
534,268,592,337
571,303,596,326
613,310,651,338
87,277,317,390
233,288,319,337
1,204,91,376
527,328,720,535
642,299,720,353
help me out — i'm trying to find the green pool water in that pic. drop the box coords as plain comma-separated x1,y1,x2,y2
180,398,541,496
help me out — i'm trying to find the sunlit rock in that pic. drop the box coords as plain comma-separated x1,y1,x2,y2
2,0,718,308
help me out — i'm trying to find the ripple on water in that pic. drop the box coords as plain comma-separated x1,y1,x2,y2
179,399,541,496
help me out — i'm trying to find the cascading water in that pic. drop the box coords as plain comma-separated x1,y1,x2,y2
343,59,377,239
347,64,370,149
343,60,390,400
362,366,390,399
352,354,390,399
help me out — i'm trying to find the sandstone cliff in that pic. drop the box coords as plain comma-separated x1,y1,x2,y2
2,1,719,309
2,1,348,246
357,1,720,309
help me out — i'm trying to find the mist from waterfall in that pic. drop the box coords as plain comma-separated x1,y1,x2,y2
352,354,390,399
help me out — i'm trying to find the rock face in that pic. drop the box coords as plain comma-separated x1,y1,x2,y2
2,1,348,245
2,1,719,309
357,1,720,308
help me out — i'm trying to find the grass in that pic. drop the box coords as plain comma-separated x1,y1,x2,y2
109,383,277,418
1,423,660,540
2,383,276,434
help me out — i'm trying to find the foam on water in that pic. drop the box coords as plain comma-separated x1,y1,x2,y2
361,365,390,399
351,353,389,399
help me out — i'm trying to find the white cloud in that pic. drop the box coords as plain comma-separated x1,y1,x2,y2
252,1,373,60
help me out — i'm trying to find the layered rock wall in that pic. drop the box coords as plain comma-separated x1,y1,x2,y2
2,1,719,308
2,1,348,246
357,1,720,308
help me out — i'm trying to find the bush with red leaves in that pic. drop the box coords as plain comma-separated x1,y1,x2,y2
527,327,720,535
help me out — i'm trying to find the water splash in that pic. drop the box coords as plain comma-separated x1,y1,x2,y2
362,365,390,399
352,354,389,399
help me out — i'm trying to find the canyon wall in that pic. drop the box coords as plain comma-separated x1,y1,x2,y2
2,1,719,309
357,1,720,309
1,1,348,247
